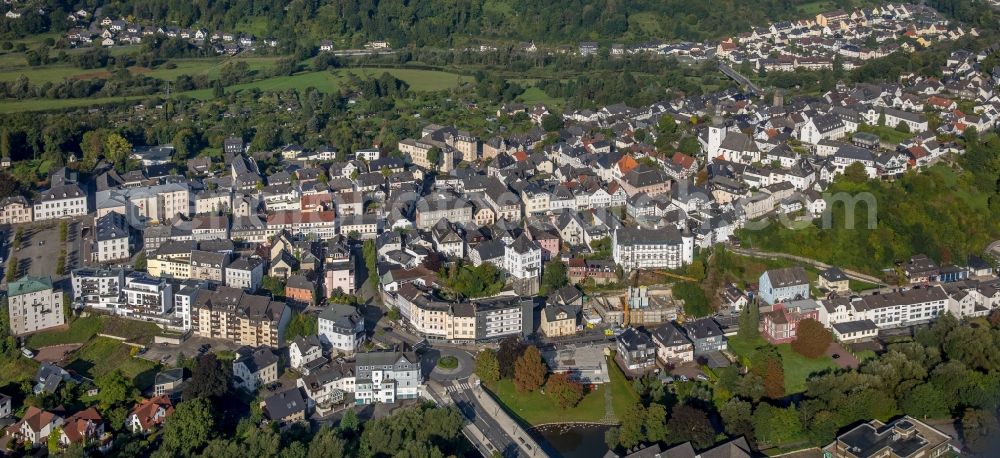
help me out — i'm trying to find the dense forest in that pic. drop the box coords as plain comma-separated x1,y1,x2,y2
3,0,874,44
739,132,1000,274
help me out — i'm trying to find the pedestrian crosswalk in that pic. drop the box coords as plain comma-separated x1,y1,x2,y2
445,382,472,393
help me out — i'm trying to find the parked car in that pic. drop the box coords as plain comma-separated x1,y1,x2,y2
20,348,35,359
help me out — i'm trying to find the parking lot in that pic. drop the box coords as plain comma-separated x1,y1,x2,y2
138,335,244,366
2,218,86,282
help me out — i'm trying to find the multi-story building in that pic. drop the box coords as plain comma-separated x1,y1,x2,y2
225,257,264,291
616,327,656,371
567,258,617,285
819,286,948,329
0,196,33,225
473,295,533,341
612,226,694,271
318,304,364,354
323,259,355,297
818,267,850,293
71,268,125,311
414,193,472,229
7,276,65,336
394,286,532,343
289,335,323,371
354,351,421,405
33,184,87,221
682,318,727,356
191,286,291,346
232,346,279,392
95,211,130,263
266,210,337,239
651,322,694,364
194,189,232,214
95,183,190,225
189,250,229,283
758,267,810,305
505,235,541,295
540,303,580,337
823,416,951,458
762,299,821,344
121,273,173,316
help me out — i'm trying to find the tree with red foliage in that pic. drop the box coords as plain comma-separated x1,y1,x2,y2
513,345,547,392
791,318,833,359
545,373,583,408
763,357,785,399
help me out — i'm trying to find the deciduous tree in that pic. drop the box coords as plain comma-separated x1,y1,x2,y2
665,404,715,449
545,373,583,409
513,346,546,392
474,348,500,383
791,318,832,358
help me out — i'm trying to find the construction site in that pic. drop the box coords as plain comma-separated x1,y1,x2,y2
586,269,695,328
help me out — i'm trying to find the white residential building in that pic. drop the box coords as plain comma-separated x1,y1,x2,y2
318,304,365,355
612,226,694,271
34,184,88,221
95,211,130,263
7,276,65,336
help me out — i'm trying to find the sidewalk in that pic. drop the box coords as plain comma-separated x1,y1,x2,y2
469,375,547,457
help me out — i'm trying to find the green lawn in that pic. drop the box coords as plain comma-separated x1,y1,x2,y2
486,356,639,426
27,315,162,348
65,337,159,389
858,124,914,145
607,355,641,420
0,354,40,389
27,314,102,348
487,379,607,425
727,334,837,394
0,66,472,113
517,86,564,107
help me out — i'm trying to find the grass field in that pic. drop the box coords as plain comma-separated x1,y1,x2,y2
65,337,159,388
858,124,914,145
487,355,638,426
487,379,608,425
27,314,163,348
0,56,282,84
27,314,103,348
517,86,565,107
728,334,838,394
0,66,471,113
0,354,40,390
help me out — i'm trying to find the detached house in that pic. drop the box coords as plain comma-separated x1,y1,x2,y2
128,396,173,434
615,327,656,372
758,267,810,305
762,299,822,344
7,406,64,446
233,346,279,392
651,323,695,364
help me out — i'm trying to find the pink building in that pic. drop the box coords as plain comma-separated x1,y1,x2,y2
761,300,821,344
526,225,561,261
324,262,355,297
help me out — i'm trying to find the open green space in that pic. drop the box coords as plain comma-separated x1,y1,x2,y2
65,337,159,389
728,334,838,394
0,354,40,389
26,314,103,348
487,379,608,425
487,356,639,426
517,86,565,107
27,314,163,348
0,66,472,113
857,124,914,145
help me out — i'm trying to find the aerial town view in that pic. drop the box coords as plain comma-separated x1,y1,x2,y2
0,0,999,457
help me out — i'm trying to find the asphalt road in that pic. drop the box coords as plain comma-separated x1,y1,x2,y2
448,381,522,458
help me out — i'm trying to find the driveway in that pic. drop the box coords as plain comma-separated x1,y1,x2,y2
139,336,243,366
826,342,859,370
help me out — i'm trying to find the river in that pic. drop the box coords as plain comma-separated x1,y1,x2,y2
533,423,612,458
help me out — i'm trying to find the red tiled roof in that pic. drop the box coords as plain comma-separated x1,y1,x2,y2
130,396,173,431
62,407,102,444
671,152,695,169
267,210,336,225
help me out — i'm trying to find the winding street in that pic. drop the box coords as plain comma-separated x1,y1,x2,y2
727,246,885,285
